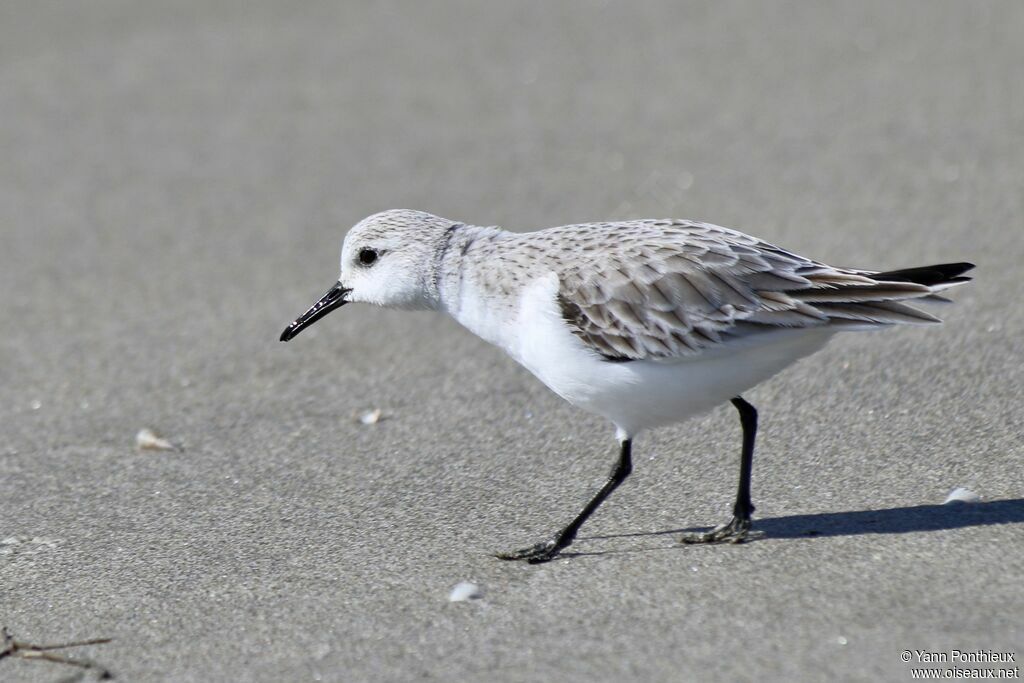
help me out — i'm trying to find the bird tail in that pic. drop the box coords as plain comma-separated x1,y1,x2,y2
869,262,974,302
787,262,975,328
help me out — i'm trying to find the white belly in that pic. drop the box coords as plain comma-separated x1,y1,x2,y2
507,274,835,437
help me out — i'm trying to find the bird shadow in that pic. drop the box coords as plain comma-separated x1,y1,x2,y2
578,498,1024,546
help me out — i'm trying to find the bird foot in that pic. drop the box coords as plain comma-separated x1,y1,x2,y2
679,516,762,544
495,538,564,563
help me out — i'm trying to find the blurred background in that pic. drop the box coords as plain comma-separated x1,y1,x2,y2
1,2,1021,681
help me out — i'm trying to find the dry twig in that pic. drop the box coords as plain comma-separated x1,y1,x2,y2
1,627,114,680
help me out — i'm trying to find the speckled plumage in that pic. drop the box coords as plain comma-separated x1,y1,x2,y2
428,213,959,362
305,209,974,426
308,209,971,432
281,209,973,561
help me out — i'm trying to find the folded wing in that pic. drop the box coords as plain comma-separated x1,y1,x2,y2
556,220,973,361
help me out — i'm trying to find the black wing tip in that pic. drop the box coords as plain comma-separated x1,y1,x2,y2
872,262,975,286
600,353,635,363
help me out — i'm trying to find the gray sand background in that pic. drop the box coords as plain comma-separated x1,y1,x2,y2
2,1,1022,681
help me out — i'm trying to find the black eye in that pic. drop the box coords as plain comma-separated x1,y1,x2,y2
358,248,378,266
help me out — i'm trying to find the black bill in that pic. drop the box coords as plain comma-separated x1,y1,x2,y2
280,282,350,342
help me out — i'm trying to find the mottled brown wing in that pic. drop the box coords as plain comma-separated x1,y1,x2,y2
555,221,946,361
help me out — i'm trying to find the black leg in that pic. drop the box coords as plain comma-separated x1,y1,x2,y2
497,438,633,563
681,396,763,544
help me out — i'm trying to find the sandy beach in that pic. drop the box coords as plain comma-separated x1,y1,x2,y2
1,2,1021,680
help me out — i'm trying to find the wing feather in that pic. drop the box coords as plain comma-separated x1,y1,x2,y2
553,220,972,361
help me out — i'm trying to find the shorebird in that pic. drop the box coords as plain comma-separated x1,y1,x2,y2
280,210,972,563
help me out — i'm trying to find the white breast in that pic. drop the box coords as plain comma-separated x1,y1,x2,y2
448,271,835,437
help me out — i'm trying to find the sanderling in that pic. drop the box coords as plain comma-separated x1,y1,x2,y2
280,210,973,563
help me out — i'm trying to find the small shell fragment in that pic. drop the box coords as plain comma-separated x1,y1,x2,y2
135,428,177,452
1,535,30,547
1,536,59,556
358,409,383,425
448,581,483,602
943,487,981,504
